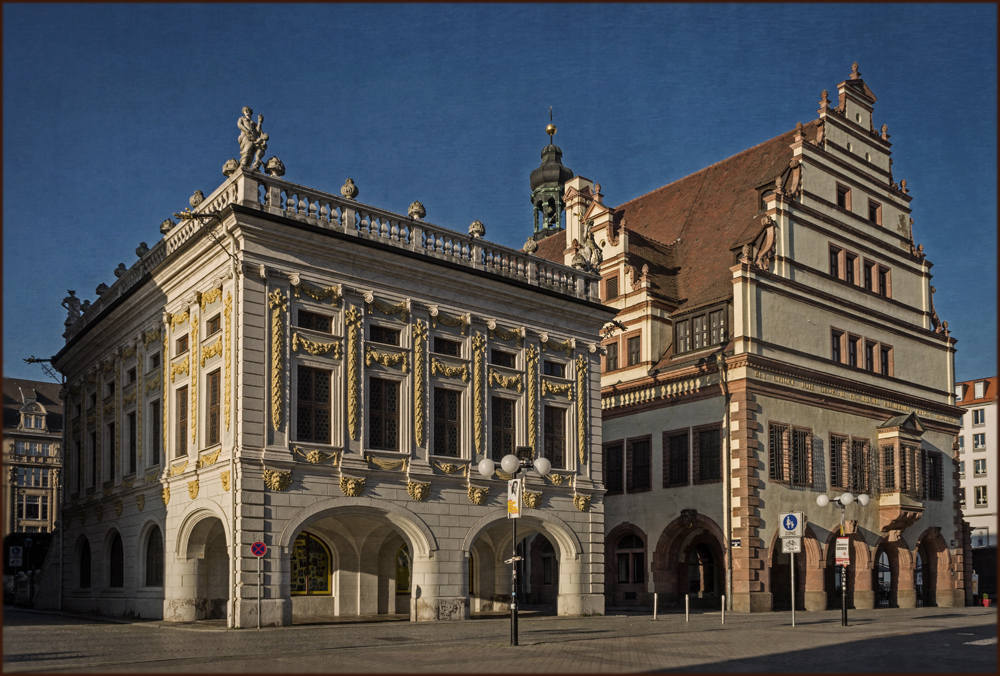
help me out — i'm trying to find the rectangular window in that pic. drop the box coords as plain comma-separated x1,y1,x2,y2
879,345,892,376
207,314,222,335
127,411,137,474
176,334,189,355
877,266,890,297
75,441,82,492
831,330,843,363
605,342,619,372
491,349,516,368
490,397,515,461
626,437,651,493
150,401,161,466
149,353,161,371
695,425,722,483
973,409,986,425
297,310,331,333
296,366,331,444
769,422,789,482
709,310,724,344
676,320,690,354
868,200,882,225
368,378,399,451
127,367,137,384
863,261,874,292
924,451,943,500
845,253,858,285
864,341,876,372
830,434,848,489
107,422,116,481
974,433,986,449
829,245,841,278
663,430,689,487
604,441,624,496
692,315,707,350
975,485,988,506
959,488,966,508
40,496,49,521
207,369,221,446
882,446,895,490
959,436,965,451
974,381,986,399
543,361,565,378
433,388,460,457
89,431,97,487
836,184,851,210
369,325,400,346
24,495,40,520
847,335,860,367
544,406,566,469
974,458,987,476
176,387,188,457
791,428,811,486
959,460,965,476
850,439,870,495
605,275,619,300
433,336,461,357
627,336,641,367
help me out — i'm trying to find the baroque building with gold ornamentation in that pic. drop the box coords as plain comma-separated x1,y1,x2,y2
532,64,969,612
52,122,614,624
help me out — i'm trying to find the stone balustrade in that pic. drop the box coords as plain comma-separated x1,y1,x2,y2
64,168,599,341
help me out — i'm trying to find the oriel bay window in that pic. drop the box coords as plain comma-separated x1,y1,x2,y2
297,366,331,443
368,377,399,451
433,387,460,457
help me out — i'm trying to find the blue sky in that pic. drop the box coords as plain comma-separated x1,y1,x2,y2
3,3,996,384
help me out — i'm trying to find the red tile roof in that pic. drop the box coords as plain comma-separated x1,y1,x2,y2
533,120,821,312
956,376,998,405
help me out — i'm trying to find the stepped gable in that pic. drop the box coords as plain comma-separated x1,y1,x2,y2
615,120,820,312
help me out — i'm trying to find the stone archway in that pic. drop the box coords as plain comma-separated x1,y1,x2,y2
167,507,230,622
823,529,872,609
872,536,913,608
914,527,956,607
605,523,650,608
765,525,824,611
652,512,726,608
463,510,596,617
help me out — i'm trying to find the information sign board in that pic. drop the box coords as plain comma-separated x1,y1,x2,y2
835,537,850,565
782,537,802,554
779,512,804,538
9,546,22,567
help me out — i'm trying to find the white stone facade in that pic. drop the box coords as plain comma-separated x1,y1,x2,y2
54,166,614,625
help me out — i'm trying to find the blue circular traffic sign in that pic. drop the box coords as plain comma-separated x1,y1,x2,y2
251,541,267,557
783,514,798,532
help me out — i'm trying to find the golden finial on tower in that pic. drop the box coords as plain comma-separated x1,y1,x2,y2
546,106,557,141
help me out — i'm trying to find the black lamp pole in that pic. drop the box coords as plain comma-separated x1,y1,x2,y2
839,502,847,627
24,536,34,609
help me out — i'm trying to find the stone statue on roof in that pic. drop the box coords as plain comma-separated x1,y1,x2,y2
238,107,269,171
62,290,81,327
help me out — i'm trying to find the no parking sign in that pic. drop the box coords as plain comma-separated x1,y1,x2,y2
251,541,267,557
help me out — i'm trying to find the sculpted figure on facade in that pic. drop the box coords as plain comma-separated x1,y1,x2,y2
62,290,82,327
238,107,269,171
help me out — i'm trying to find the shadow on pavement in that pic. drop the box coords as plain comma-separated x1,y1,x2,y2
649,622,998,673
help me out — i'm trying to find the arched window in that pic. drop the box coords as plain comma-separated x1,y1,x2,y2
617,534,644,584
109,533,124,587
79,539,91,588
396,545,411,593
145,526,164,587
290,532,330,595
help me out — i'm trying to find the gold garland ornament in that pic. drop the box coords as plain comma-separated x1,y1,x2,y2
489,369,523,392
145,468,161,484
201,336,223,366
170,357,189,383
171,459,188,476
430,307,469,334
431,357,469,382
366,294,408,321
541,378,573,399
488,321,523,346
197,448,222,468
368,456,408,471
542,335,574,358
292,332,342,358
162,486,170,506
293,279,341,303
432,461,466,475
365,345,408,372
545,473,572,486
199,286,222,311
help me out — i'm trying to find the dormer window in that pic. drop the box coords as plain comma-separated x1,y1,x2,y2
974,381,986,399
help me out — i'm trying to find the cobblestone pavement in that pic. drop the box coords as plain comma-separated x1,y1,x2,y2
3,605,996,673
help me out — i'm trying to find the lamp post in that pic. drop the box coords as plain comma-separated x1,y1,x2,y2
24,535,34,609
816,491,870,626
478,445,551,647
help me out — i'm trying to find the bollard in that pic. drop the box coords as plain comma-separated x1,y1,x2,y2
653,592,658,621
721,595,725,625
685,594,689,622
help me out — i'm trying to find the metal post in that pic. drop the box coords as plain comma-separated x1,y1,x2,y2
511,507,518,646
721,595,725,624
791,551,795,627
653,592,658,620
257,555,261,631
685,594,689,622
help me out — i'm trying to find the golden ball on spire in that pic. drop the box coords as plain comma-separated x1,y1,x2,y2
546,123,557,138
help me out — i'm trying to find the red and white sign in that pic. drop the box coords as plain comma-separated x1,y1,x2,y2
251,541,267,557
835,537,850,566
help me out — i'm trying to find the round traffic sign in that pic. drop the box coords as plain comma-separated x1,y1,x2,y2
782,514,798,532
251,541,267,557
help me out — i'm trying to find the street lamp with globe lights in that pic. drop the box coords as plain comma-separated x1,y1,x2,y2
477,446,551,646
816,491,870,626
